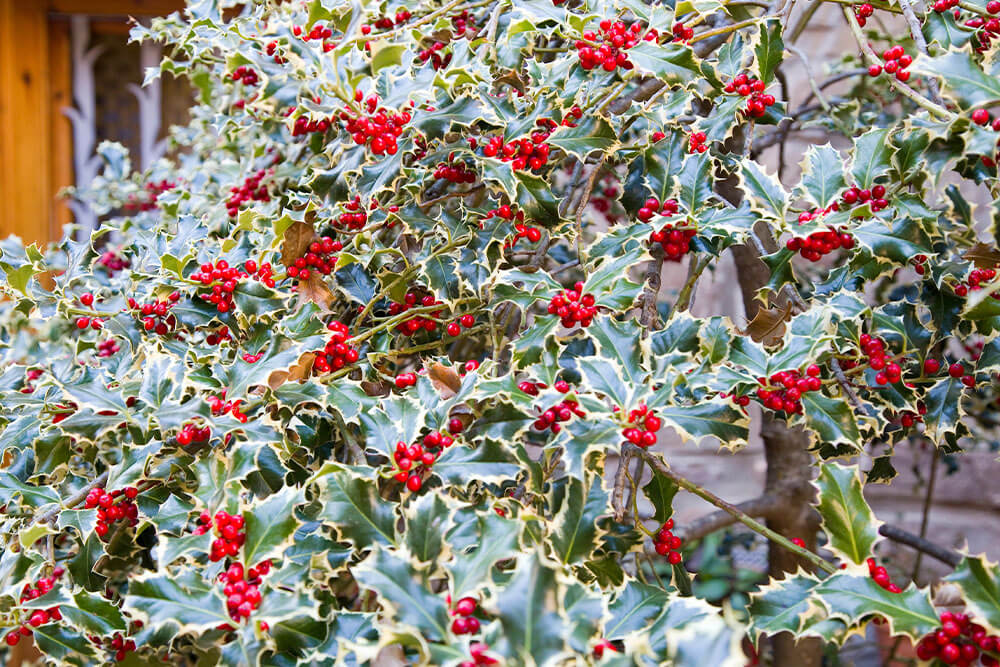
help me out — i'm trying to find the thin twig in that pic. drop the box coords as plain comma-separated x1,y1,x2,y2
879,523,960,567
38,471,110,525
830,358,865,411
638,246,665,331
626,443,837,574
911,448,940,582
681,492,786,542
612,449,633,522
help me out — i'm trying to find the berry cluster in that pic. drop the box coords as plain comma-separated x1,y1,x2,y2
418,42,452,70
931,0,960,12
955,267,999,298
446,313,476,337
335,195,369,230
434,158,477,184
966,5,1000,52
293,21,334,50
191,259,273,314
859,334,903,386
220,561,271,623
450,596,481,635
725,392,752,409
229,65,259,86
392,431,455,492
688,131,708,154
312,320,359,374
638,196,678,222
671,21,694,42
97,338,120,357
622,403,661,447
841,183,889,212
291,114,332,137
389,292,445,335
532,381,585,434
853,2,874,25
912,254,929,276
893,406,925,429
755,365,822,414
394,371,419,389
517,380,547,396
725,73,776,118
226,169,272,217
948,361,977,388
265,40,284,64
547,282,597,329
915,611,1000,666
653,518,683,564
75,293,105,330
98,249,130,274
589,175,622,225
458,643,497,667
361,10,411,34
785,228,855,261
866,557,902,593
450,10,477,36
341,94,411,156
286,236,343,281
207,390,248,423
868,45,912,82
480,131,552,172
575,20,655,72
123,179,175,213
199,510,246,561
489,204,541,247
177,422,212,446
93,631,138,662
128,293,180,335
206,325,232,346
85,486,140,539
5,569,64,647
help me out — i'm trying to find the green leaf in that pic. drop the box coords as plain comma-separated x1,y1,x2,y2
403,493,455,565
32,624,99,663
643,474,679,524
550,474,608,565
242,486,303,566
546,116,618,159
748,573,821,640
370,41,406,74
814,463,882,565
447,510,521,598
800,391,862,450
123,570,231,632
922,375,965,443
914,50,1000,108
798,144,846,208
626,42,712,84
312,463,397,547
354,545,450,641
656,401,751,446
605,581,672,639
852,217,932,264
495,552,568,664
850,128,893,188
946,556,1000,633
815,572,939,639
678,151,715,214
754,18,784,84
740,159,788,220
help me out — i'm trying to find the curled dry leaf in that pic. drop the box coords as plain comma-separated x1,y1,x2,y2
962,243,1000,269
427,362,462,398
741,302,792,346
297,272,336,310
280,221,316,267
267,352,316,390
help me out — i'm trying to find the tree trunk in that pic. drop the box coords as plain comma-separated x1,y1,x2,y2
730,244,823,666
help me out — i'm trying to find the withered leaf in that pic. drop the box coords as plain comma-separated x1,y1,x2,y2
280,221,316,268
962,243,1000,269
427,362,461,398
267,352,316,390
742,302,792,346
296,273,336,310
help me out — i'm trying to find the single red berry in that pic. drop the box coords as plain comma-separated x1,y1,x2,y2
972,109,990,126
948,363,964,378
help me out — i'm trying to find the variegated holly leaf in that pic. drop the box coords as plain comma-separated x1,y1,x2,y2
814,463,881,565
311,463,398,547
747,571,823,640
242,485,304,566
549,474,608,565
945,555,1000,634
447,510,521,598
814,572,938,639
494,552,570,664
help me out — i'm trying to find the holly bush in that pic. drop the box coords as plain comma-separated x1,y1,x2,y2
5,0,1000,664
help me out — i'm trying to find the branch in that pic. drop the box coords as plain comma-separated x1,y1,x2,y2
682,492,787,541
879,523,961,567
612,448,633,522
626,443,838,574
896,0,945,107
638,245,665,330
38,471,109,525
830,358,865,411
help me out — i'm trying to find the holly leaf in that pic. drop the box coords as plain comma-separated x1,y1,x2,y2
814,463,881,565
800,391,862,450
747,572,822,640
495,552,569,664
123,570,231,632
814,572,939,640
546,116,618,158
945,556,1000,633
312,463,397,547
850,127,893,188
798,144,846,208
740,159,789,221
754,18,784,84
914,51,1000,108
242,486,304,566
643,474,679,524
447,510,521,598
550,474,608,565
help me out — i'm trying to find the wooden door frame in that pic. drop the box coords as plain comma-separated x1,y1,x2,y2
0,0,183,245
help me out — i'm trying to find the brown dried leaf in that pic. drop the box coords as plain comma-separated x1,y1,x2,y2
280,221,316,267
427,362,461,398
742,302,792,346
962,243,1000,269
296,273,336,310
267,352,316,390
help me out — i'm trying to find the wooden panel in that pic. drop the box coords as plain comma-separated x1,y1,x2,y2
0,0,52,244
49,19,73,237
47,0,184,15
